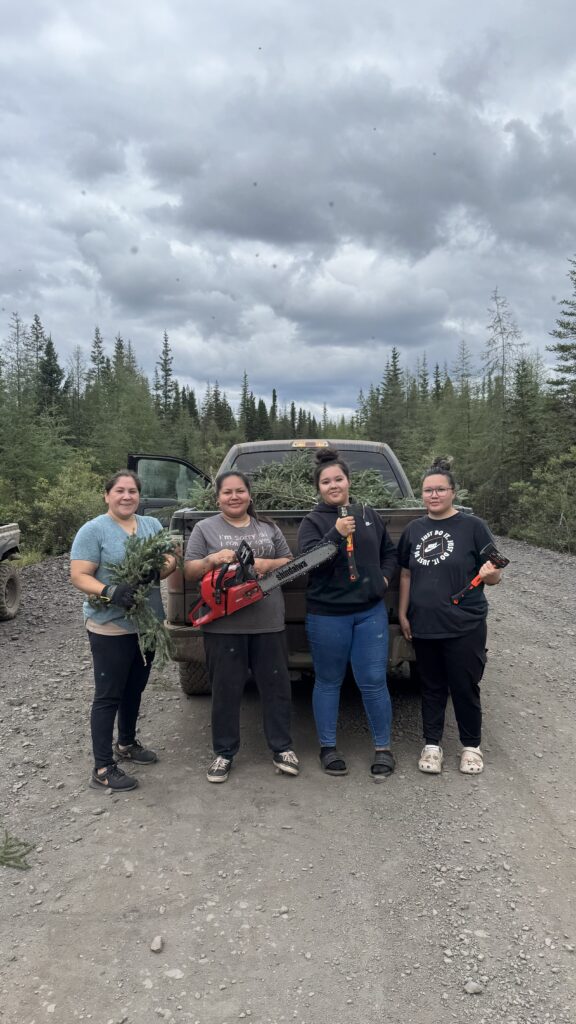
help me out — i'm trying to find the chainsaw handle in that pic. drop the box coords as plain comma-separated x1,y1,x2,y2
189,602,214,626
213,561,233,604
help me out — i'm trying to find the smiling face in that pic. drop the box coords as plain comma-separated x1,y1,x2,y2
217,474,252,521
104,475,140,521
422,473,455,519
318,464,350,506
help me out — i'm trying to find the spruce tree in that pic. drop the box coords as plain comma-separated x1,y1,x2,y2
156,331,174,419
87,326,106,386
37,338,64,412
547,255,576,413
256,398,271,439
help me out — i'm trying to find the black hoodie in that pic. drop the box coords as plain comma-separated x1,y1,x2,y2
297,502,397,615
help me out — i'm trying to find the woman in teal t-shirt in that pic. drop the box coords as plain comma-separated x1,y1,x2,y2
70,470,177,792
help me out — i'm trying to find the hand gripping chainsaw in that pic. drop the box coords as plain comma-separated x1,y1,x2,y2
189,539,337,627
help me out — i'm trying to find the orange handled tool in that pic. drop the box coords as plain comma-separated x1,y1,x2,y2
451,543,509,605
338,505,359,582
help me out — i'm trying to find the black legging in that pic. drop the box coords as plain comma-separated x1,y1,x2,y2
412,620,487,748
88,631,154,768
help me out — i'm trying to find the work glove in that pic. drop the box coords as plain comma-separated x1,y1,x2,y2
138,567,161,586
101,582,137,608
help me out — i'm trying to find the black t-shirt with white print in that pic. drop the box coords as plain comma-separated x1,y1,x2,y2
397,512,495,638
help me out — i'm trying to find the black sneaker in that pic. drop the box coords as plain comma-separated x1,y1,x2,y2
206,756,232,783
90,763,139,791
273,750,300,776
113,739,158,764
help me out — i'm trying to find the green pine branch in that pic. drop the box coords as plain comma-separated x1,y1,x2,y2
89,529,179,666
0,829,34,870
187,453,423,511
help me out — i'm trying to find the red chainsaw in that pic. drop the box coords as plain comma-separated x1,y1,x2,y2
189,539,336,627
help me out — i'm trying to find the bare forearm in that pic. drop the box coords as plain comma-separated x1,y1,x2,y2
184,557,215,583
70,569,105,598
399,569,411,617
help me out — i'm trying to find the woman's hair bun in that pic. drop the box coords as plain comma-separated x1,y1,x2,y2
315,446,340,465
430,456,453,473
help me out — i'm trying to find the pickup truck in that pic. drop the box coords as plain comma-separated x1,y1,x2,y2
129,440,424,694
0,523,22,621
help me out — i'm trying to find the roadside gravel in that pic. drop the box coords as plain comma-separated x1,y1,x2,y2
0,538,575,1024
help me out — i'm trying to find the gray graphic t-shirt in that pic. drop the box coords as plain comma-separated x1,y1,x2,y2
185,514,292,634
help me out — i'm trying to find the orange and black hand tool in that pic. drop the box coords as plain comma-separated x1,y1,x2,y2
451,543,509,605
338,504,360,582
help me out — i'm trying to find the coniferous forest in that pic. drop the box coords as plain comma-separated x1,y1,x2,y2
1,259,576,556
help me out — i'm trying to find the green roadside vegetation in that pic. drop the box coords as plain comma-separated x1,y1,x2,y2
2,260,576,555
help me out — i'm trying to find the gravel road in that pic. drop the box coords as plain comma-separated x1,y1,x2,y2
1,538,575,1024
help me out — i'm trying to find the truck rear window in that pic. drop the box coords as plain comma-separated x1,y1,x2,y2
231,450,402,496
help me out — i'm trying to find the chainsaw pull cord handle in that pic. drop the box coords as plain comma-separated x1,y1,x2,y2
338,505,358,583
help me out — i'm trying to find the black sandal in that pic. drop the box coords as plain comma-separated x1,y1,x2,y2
319,748,348,776
370,749,395,780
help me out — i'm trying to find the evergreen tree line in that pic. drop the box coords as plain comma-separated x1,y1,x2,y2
1,257,576,555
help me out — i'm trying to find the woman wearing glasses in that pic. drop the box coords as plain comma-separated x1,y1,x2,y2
397,458,502,775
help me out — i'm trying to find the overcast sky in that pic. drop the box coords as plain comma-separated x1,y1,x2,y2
1,0,576,415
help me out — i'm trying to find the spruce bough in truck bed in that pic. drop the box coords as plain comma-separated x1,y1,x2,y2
89,529,179,666
188,453,423,511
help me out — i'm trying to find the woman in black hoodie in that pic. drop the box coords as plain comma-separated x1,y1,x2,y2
297,449,397,779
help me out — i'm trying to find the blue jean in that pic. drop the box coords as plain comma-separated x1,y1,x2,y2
306,603,392,747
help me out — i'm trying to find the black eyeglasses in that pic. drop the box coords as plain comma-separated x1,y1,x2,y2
422,487,452,496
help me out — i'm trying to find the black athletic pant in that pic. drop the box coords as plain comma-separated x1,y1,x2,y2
88,631,154,768
203,632,293,759
412,620,487,748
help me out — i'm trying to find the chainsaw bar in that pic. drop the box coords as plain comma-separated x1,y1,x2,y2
258,540,337,592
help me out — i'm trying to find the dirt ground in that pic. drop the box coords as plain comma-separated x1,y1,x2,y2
1,537,575,1024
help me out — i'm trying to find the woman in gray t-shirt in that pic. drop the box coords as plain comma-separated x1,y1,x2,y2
185,471,300,784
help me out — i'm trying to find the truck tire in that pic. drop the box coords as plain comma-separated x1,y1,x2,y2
179,660,212,696
0,562,22,621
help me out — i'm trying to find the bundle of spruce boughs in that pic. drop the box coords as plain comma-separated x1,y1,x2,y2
188,453,423,511
89,529,179,666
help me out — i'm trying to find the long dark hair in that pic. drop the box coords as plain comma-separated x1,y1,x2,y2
104,469,142,494
313,447,351,490
422,456,456,490
215,470,272,524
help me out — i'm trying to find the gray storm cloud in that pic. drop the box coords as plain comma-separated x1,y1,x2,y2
0,0,575,411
